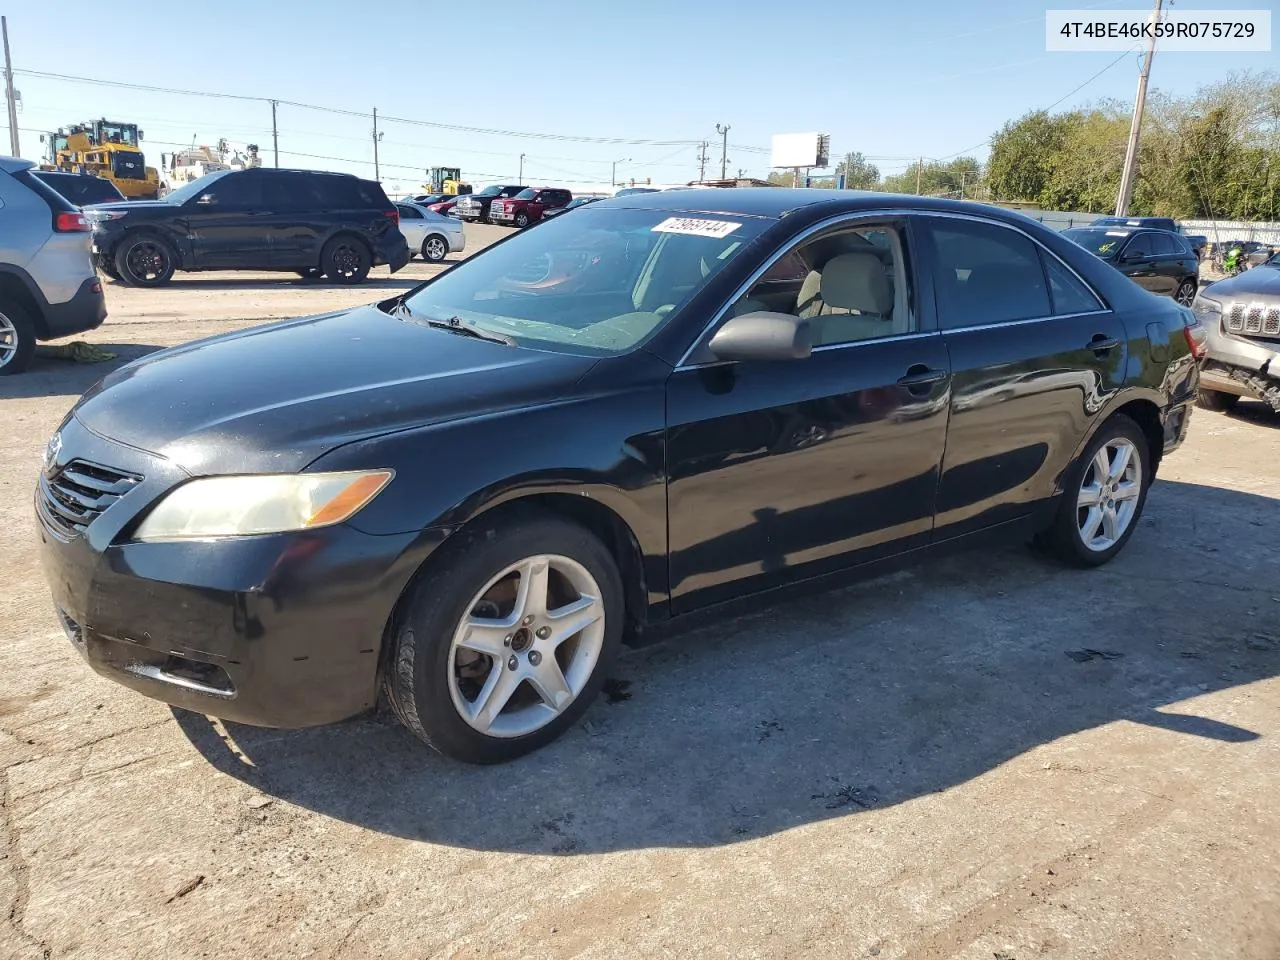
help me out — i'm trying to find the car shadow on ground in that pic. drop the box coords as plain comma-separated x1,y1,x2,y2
0,344,164,400
1225,400,1279,427
173,479,1280,854
103,276,426,293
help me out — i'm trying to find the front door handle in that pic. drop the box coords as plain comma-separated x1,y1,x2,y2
897,366,948,389
1087,335,1121,353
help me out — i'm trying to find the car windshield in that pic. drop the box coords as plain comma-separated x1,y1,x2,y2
473,186,503,198
514,188,537,200
1063,227,1129,259
164,170,230,205
401,207,768,356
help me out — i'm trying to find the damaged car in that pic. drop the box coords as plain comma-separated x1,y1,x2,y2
1192,251,1280,412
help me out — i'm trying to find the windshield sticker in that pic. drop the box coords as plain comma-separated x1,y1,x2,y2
1105,230,1129,236
652,217,742,238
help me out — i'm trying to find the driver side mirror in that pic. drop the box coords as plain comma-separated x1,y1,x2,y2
707,312,812,362
1119,250,1144,263
196,194,216,206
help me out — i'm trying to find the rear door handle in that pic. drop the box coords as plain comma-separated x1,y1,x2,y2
1088,335,1122,353
897,366,949,388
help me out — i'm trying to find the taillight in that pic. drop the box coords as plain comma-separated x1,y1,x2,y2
1183,319,1207,359
384,209,399,224
54,211,90,232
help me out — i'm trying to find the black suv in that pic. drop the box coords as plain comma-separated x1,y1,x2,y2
1062,226,1200,306
86,168,410,286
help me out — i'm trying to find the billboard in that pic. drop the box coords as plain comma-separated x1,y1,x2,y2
770,132,831,169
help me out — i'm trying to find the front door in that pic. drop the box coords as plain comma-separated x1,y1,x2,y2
918,214,1131,539
665,217,951,613
1115,231,1162,294
182,171,269,269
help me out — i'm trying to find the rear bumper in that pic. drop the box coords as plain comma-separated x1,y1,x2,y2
376,236,411,273
40,276,107,340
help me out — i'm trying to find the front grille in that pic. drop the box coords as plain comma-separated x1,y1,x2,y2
1224,301,1280,339
38,460,141,538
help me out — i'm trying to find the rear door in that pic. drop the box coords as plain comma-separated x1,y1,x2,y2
919,214,1129,538
266,172,328,267
183,171,268,268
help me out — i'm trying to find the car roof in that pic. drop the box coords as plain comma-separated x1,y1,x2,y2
0,156,34,174
590,187,1053,222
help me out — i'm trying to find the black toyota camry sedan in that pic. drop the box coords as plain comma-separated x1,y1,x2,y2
37,189,1202,763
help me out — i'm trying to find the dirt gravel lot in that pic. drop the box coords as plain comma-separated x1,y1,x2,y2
1,223,1278,959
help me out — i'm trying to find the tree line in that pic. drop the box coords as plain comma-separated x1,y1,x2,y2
768,72,1278,221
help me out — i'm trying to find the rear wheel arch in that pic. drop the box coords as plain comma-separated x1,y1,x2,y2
1064,395,1164,491
0,270,47,337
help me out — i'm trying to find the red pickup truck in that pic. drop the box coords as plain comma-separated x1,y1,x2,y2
489,187,573,228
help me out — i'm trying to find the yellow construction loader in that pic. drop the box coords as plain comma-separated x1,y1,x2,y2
41,119,161,200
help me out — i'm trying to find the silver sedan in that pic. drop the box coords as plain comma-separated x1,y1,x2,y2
395,202,467,263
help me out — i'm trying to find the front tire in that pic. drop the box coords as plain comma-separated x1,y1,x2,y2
321,237,371,284
1036,414,1150,568
0,303,36,375
1174,279,1196,306
383,511,623,763
1197,388,1240,412
421,235,448,263
114,234,176,287
515,211,530,228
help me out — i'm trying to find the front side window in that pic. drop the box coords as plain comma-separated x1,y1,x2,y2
927,219,1052,329
1122,233,1155,259
403,208,768,355
194,173,263,209
725,221,914,346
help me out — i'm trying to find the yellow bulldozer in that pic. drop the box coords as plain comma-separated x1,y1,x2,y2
41,119,161,200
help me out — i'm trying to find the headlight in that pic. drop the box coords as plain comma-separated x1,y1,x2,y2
134,470,393,541
1191,294,1221,323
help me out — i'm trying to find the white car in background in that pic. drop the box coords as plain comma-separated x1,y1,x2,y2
394,202,466,263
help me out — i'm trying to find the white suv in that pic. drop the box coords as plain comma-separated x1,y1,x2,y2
0,157,107,374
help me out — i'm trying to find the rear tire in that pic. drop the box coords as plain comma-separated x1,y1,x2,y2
1196,388,1240,412
1035,414,1150,568
383,511,623,763
0,303,36,376
1174,279,1196,306
114,233,176,287
321,237,371,284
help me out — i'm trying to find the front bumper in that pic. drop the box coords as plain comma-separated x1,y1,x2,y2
36,416,424,728
1200,321,1280,397
41,276,107,340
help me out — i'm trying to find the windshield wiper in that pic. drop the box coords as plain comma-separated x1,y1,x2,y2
389,299,514,346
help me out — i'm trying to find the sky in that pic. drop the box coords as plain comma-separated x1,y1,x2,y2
2,0,1276,196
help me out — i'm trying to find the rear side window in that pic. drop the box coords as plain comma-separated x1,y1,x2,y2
1042,255,1104,315
1148,233,1178,256
320,176,387,208
1122,233,1155,258
926,219,1052,329
268,173,327,211
396,203,423,219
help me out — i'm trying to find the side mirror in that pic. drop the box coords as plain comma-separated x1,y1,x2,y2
196,194,215,205
707,312,812,362
1119,250,1143,263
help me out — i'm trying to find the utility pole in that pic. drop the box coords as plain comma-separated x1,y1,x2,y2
270,100,279,168
2,17,20,157
519,152,526,182
372,107,383,181
611,156,630,186
960,171,966,200
915,156,923,195
1115,0,1162,216
697,141,709,181
716,123,730,180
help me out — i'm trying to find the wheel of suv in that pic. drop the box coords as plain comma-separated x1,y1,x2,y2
98,260,122,282
1174,280,1196,306
114,233,176,287
0,303,36,376
421,235,448,263
1036,414,1151,568
515,211,530,228
383,510,622,763
1196,388,1240,412
321,237,371,284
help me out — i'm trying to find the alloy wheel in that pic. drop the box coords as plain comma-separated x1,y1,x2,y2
1175,281,1196,306
447,554,606,738
125,241,169,283
0,312,17,369
331,243,361,279
424,237,446,262
1076,437,1142,552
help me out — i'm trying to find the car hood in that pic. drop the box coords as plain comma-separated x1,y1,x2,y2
1204,266,1280,305
71,304,598,475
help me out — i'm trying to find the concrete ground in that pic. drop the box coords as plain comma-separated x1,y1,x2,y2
1,222,1278,959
